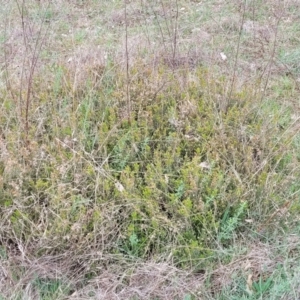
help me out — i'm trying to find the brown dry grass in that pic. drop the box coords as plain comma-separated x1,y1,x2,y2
1,0,300,299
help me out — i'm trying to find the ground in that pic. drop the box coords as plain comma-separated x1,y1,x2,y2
0,0,300,299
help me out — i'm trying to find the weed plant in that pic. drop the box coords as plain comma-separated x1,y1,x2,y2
0,0,300,299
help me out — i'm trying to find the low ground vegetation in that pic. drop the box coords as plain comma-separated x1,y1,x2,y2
0,0,300,299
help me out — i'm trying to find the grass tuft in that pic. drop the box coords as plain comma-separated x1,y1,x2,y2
0,0,300,299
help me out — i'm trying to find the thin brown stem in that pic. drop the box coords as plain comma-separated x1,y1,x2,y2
124,0,131,123
228,0,246,101
15,0,50,143
172,0,179,62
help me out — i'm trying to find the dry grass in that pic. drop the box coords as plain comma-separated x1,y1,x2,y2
1,0,300,299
